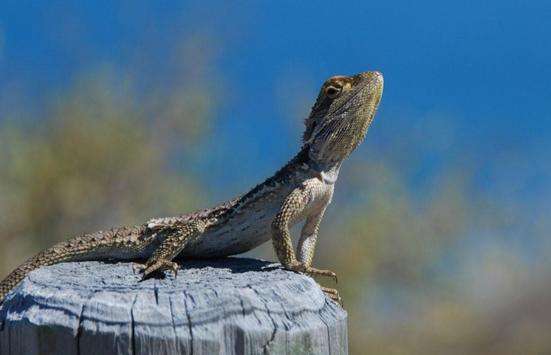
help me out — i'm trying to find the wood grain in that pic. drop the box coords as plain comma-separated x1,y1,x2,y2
0,258,347,355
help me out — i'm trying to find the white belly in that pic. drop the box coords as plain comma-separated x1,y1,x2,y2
182,199,283,258
181,175,334,258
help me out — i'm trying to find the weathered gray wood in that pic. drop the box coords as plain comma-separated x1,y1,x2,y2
0,258,347,355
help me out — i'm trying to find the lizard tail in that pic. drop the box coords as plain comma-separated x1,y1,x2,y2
0,246,76,304
0,225,148,305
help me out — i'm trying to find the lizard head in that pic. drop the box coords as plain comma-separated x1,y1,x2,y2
303,71,383,165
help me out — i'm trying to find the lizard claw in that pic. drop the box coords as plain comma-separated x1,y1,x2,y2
285,262,338,283
321,286,343,306
140,260,179,279
132,263,146,274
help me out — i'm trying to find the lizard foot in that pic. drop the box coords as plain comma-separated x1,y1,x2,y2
305,266,338,283
285,262,338,283
140,259,180,279
321,286,343,305
132,263,146,274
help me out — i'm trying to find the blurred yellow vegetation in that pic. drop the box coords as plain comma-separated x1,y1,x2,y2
0,68,215,275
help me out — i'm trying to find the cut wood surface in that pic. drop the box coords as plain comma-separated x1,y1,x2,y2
0,258,347,355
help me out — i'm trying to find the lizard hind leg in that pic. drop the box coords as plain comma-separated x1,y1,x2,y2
140,220,207,279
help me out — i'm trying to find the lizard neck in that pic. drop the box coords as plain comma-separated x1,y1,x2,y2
307,157,342,185
263,144,343,187
237,144,343,203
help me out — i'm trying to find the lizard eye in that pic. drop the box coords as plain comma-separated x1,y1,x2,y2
325,85,342,98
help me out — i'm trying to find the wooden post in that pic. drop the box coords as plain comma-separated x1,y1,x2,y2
0,258,347,354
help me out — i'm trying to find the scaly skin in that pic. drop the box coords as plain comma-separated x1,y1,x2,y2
0,71,383,304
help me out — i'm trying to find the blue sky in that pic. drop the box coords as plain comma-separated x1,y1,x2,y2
1,1,549,203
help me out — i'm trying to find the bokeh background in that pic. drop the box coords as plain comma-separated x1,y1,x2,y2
1,2,550,354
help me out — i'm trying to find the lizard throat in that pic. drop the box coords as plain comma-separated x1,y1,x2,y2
308,159,341,185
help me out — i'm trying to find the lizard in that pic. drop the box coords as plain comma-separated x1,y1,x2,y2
0,70,383,305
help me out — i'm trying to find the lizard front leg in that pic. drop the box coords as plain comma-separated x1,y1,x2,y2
297,203,342,304
271,186,337,282
297,207,326,267
139,220,206,278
